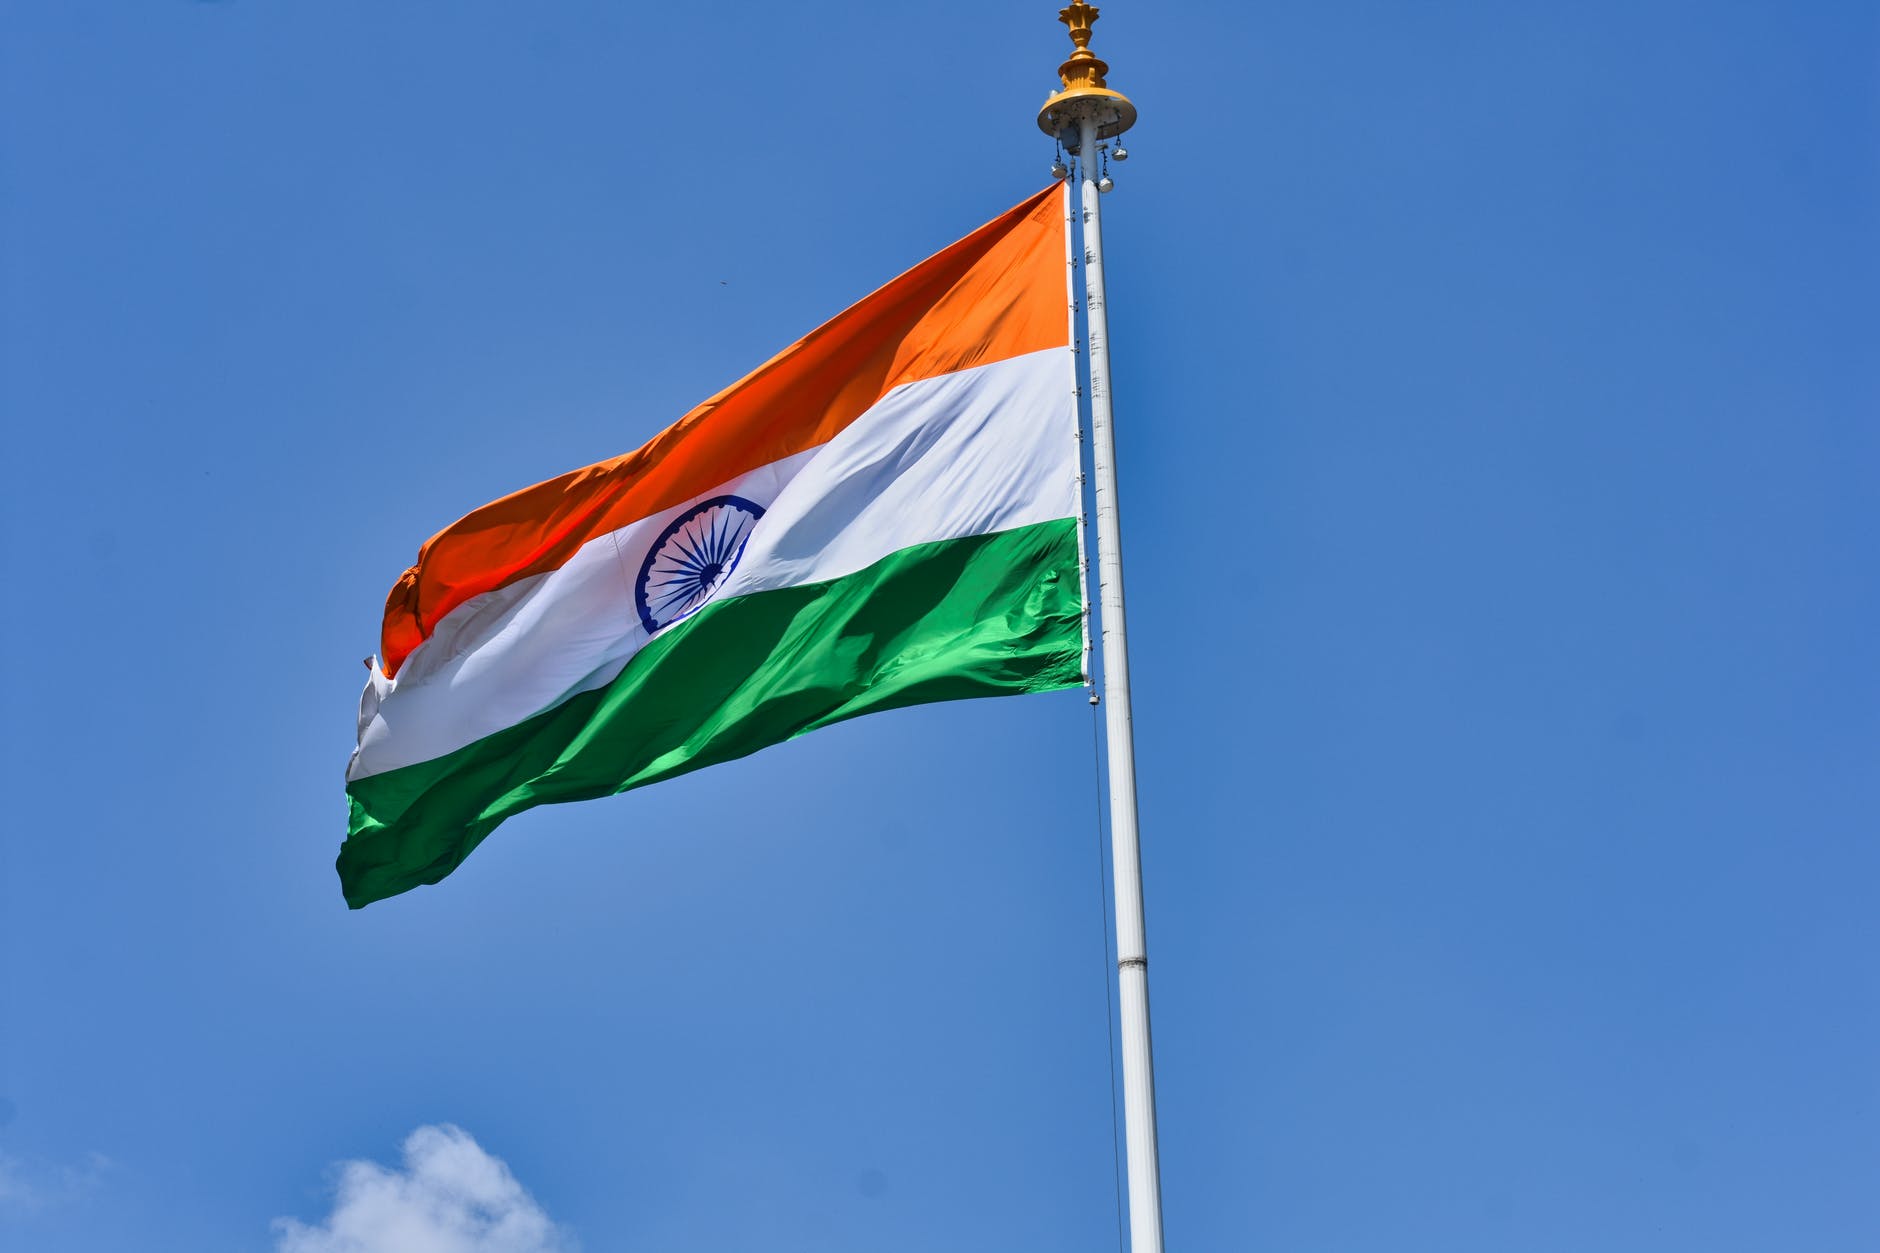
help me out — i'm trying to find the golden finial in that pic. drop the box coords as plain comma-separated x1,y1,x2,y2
1056,3,1109,90
1038,3,1137,142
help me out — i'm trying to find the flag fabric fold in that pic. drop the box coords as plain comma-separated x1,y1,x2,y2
342,185,1083,908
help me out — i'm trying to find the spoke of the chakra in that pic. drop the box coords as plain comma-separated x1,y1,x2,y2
650,587,694,616
652,582,696,613
671,532,706,569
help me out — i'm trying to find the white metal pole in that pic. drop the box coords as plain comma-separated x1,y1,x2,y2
1078,117,1166,1253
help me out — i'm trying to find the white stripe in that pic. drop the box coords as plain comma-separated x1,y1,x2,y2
348,450,816,782
713,347,1076,599
349,348,1075,781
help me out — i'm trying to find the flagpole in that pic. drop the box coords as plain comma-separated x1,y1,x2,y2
1038,7,1163,1251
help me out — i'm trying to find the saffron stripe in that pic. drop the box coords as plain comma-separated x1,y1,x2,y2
379,186,1067,677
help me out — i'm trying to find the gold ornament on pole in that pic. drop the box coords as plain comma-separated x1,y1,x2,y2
1037,3,1138,142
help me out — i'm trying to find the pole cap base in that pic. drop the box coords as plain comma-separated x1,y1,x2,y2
1038,87,1137,144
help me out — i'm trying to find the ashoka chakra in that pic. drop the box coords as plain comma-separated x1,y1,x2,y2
634,494,766,634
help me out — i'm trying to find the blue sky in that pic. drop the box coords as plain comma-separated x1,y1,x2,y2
2,2,1875,1249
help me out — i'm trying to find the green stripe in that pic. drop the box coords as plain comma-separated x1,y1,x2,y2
340,518,1084,908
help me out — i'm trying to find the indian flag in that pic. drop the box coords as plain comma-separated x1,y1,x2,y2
341,185,1087,907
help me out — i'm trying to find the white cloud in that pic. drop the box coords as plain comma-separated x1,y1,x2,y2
0,1150,110,1214
274,1124,575,1253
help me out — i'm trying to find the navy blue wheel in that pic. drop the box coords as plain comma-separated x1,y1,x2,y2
634,494,766,633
